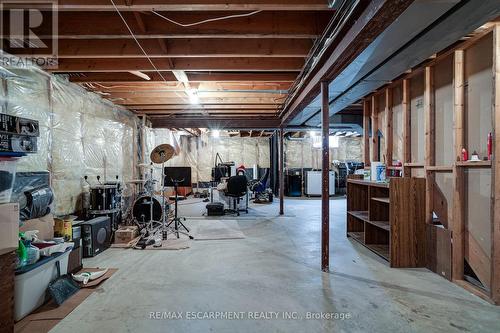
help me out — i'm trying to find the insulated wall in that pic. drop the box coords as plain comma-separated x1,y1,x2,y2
1,66,138,215
143,129,270,184
285,137,362,169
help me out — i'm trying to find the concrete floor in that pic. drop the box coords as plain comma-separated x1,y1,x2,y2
51,198,500,332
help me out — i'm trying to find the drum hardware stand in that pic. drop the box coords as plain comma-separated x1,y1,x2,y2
165,179,193,239
135,144,194,248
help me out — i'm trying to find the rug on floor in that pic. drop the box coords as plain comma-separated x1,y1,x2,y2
187,219,246,240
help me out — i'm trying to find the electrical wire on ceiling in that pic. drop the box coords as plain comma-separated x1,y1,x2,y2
151,10,262,27
109,0,169,84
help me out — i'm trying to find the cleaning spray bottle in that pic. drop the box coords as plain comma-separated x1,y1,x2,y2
16,232,27,268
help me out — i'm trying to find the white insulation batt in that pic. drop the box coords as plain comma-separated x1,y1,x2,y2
285,137,362,169
143,130,270,185
1,66,138,215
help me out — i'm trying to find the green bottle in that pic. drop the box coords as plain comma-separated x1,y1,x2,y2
17,232,27,268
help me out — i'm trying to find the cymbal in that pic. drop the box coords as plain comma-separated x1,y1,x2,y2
150,144,175,164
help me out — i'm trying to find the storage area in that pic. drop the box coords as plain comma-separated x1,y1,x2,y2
347,177,426,267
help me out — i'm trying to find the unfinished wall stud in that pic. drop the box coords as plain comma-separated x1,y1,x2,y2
425,66,436,225
452,50,465,283
492,23,500,304
363,99,371,166
371,95,380,162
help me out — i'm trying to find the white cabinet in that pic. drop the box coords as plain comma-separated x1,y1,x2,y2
306,171,335,196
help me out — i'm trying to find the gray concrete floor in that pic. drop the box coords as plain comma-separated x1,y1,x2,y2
51,198,500,333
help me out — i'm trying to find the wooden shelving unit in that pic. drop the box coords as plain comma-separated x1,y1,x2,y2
455,160,492,168
347,176,426,267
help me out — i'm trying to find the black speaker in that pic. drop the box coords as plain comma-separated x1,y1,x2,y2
80,216,111,257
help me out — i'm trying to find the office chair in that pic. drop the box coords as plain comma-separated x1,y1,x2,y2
224,175,248,216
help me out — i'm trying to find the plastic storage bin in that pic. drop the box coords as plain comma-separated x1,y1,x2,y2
14,247,71,321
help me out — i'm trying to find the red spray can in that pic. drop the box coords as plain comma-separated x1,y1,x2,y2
488,132,492,160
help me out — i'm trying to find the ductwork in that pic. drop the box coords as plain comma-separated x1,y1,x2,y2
290,0,500,127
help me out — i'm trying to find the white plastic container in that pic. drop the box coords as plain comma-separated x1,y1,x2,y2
14,248,71,321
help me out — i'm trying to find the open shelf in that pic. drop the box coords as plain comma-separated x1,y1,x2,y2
347,177,426,268
372,197,390,204
347,210,369,222
365,243,390,260
366,220,390,231
456,160,491,168
404,162,425,168
349,209,390,231
426,165,453,172
347,179,389,188
347,231,364,244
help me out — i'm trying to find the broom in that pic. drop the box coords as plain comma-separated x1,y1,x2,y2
47,260,80,305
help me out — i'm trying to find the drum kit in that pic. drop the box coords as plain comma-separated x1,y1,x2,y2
131,144,193,249
86,175,122,230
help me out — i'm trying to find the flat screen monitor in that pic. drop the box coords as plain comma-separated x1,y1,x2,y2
164,167,191,187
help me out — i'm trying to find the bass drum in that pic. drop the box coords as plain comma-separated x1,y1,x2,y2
132,196,163,222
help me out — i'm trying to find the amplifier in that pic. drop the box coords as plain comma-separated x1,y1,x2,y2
206,202,225,216
0,113,39,137
80,216,111,258
0,133,37,153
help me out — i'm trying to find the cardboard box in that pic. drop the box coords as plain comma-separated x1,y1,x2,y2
0,203,19,256
114,226,138,244
20,214,55,241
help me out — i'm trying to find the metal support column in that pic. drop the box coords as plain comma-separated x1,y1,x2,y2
279,127,285,215
321,81,330,272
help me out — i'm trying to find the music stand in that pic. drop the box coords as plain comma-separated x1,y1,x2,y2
164,167,193,239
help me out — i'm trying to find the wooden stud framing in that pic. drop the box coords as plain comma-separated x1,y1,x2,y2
402,79,411,177
452,50,465,283
492,23,500,304
385,88,393,166
363,99,371,166
358,25,500,304
371,95,380,162
424,66,436,225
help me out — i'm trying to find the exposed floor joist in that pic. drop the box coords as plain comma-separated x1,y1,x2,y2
50,0,333,12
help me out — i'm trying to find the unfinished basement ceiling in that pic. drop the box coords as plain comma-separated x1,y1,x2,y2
3,0,335,129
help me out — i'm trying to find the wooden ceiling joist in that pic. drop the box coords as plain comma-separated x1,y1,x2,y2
112,97,285,105
150,116,280,129
36,11,330,39
7,1,335,126
49,58,304,72
128,104,281,110
18,39,312,58
51,0,332,11
99,91,287,99
66,72,298,83
134,109,278,115
81,82,292,92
